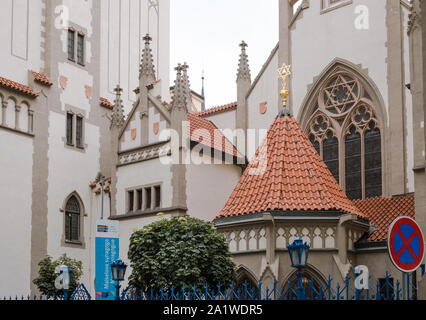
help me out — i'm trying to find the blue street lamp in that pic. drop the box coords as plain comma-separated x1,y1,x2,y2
111,259,127,300
287,237,310,300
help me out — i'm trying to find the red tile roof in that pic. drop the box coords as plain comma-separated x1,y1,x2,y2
195,102,237,117
353,195,415,242
0,76,38,98
30,70,52,86
100,97,113,109
217,114,365,219
188,113,242,158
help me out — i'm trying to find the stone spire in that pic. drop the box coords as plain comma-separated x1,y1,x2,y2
201,70,206,111
139,34,156,82
237,41,251,82
111,85,125,128
171,64,184,108
181,63,194,112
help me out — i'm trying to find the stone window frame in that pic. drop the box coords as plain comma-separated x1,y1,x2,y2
67,23,87,68
0,91,34,137
126,183,163,214
60,192,87,249
306,71,384,200
63,106,87,152
320,0,353,14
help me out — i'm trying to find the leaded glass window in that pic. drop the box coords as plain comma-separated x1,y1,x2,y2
323,131,339,183
345,126,362,200
66,113,73,145
76,116,83,148
65,196,80,242
306,71,383,200
68,30,75,61
364,122,382,198
77,34,84,65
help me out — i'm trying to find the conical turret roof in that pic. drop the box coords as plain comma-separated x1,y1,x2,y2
217,113,365,219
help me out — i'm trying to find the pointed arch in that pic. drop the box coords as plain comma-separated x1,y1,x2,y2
298,58,387,199
60,191,86,248
280,264,329,298
298,58,387,130
235,265,259,289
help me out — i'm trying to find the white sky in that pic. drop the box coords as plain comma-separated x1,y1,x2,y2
170,0,279,108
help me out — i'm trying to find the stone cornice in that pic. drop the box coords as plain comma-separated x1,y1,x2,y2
117,140,171,167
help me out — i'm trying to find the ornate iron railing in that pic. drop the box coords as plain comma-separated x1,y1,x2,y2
2,273,417,301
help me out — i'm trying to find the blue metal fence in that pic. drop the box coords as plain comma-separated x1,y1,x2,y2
2,273,417,301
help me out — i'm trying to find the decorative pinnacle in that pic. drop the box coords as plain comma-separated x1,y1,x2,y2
111,85,125,128
171,64,186,110
278,64,291,107
237,41,251,82
181,63,193,111
140,34,156,80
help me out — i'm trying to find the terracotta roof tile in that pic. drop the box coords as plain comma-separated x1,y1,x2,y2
217,114,365,219
195,102,237,117
100,97,113,109
353,195,415,242
0,76,38,98
30,70,52,86
188,113,242,158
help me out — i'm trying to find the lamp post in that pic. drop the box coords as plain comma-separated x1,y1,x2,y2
111,259,127,300
287,237,310,300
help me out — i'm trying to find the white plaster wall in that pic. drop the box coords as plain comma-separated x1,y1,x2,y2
291,0,388,123
148,105,167,145
247,51,279,160
0,131,33,296
121,110,142,151
186,158,241,222
100,0,170,115
204,110,237,143
402,5,414,193
116,158,173,215
0,0,43,84
46,111,101,289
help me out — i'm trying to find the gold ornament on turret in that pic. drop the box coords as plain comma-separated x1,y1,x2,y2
278,64,291,106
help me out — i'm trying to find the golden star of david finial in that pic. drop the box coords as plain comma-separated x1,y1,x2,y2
278,64,291,106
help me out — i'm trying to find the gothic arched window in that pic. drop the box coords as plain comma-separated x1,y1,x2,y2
65,196,81,242
306,72,383,200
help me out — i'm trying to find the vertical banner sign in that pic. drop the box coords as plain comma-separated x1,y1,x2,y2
95,220,119,300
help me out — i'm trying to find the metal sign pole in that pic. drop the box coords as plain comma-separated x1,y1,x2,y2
402,272,407,300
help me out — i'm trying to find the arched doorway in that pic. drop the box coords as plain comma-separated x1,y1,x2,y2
282,265,328,299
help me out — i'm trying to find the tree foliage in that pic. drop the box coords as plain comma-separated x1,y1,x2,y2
33,254,83,297
128,216,236,291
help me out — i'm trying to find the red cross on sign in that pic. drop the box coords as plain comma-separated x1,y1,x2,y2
388,217,425,273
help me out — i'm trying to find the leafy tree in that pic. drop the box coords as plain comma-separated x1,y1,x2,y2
128,216,236,291
33,254,83,297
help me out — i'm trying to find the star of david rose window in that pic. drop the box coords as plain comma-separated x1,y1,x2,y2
322,74,359,115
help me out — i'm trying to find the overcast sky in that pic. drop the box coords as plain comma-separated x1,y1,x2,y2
170,0,279,108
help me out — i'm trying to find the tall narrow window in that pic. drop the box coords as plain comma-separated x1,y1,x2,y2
137,189,143,211
364,122,382,198
145,187,152,210
76,116,83,148
77,34,84,65
65,196,80,242
345,126,362,200
154,186,161,208
323,131,339,183
128,190,134,212
66,113,73,145
68,29,75,61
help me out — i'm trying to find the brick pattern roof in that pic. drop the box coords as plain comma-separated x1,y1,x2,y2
0,76,38,98
30,70,52,86
188,113,242,158
217,114,364,219
100,97,113,109
353,195,415,242
195,102,237,117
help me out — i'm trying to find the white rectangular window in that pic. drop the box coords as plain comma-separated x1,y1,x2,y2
76,116,83,148
77,33,84,65
68,29,75,61
66,113,73,145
